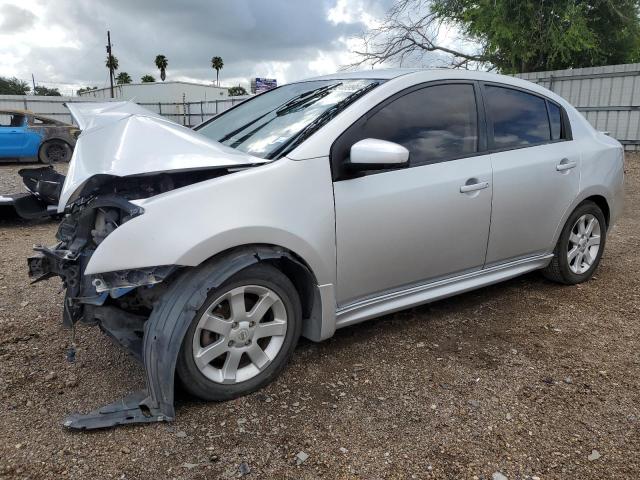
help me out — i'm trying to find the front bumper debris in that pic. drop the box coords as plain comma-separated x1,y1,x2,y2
63,391,170,430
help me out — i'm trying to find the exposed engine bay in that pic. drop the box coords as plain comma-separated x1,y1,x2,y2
28,167,234,332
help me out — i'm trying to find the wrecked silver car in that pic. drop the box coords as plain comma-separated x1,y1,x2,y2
28,70,624,430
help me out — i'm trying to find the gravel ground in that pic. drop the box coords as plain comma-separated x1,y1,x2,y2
0,157,638,480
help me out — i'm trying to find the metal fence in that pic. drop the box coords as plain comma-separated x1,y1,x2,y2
7,64,640,148
517,63,640,151
0,95,250,127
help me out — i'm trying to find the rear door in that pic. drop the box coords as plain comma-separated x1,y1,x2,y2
482,84,580,266
332,82,493,305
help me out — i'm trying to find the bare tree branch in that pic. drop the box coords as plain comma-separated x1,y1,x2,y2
344,0,490,71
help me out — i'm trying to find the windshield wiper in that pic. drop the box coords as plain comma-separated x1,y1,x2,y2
275,84,341,116
217,83,342,144
268,81,380,159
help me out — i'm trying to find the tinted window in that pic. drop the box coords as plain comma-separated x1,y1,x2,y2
486,86,550,148
352,84,478,166
548,102,562,140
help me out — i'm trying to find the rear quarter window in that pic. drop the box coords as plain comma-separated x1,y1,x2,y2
547,102,563,141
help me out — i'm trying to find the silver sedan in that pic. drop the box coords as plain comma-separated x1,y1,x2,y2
28,69,624,428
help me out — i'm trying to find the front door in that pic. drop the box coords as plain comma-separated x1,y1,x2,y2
332,82,493,305
0,113,38,158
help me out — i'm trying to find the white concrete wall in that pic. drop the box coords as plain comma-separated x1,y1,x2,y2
78,81,228,103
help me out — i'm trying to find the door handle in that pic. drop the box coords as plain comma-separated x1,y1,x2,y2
556,159,577,171
460,181,489,193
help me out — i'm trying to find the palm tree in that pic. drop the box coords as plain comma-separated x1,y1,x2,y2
105,54,119,72
155,55,168,81
141,74,156,83
211,56,224,86
115,72,132,85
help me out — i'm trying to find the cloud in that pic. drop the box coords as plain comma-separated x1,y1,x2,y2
0,4,37,33
0,0,393,94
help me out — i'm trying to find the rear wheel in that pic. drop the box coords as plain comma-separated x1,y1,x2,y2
39,140,71,163
542,201,606,285
176,264,302,401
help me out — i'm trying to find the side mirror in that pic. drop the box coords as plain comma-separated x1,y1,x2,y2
347,138,409,170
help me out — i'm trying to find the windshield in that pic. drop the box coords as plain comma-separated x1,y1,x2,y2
197,79,381,159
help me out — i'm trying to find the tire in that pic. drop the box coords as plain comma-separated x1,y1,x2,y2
542,201,607,285
175,263,302,401
39,140,71,164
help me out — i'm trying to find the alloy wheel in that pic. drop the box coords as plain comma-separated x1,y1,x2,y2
567,213,601,274
191,285,287,384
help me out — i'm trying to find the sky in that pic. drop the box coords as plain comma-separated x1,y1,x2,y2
0,0,399,95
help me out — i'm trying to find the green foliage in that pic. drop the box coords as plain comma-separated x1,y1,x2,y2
0,76,30,95
228,85,248,96
141,74,156,83
211,56,224,85
77,86,98,95
34,85,61,96
432,0,640,73
115,72,132,85
105,54,119,71
155,55,168,81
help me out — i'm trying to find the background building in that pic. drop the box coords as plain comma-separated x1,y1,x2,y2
78,81,229,103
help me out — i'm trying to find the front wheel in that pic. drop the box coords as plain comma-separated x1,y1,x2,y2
176,264,302,401
542,201,607,285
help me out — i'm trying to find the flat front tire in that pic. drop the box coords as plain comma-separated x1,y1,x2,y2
542,201,607,285
176,264,302,401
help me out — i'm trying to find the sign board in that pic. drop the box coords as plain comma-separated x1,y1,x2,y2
252,78,277,94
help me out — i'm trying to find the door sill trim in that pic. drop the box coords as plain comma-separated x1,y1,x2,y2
335,254,553,329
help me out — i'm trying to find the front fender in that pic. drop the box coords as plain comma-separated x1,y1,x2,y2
84,157,337,286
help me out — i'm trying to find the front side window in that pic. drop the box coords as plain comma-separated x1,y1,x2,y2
0,114,25,127
197,79,381,159
335,83,478,168
485,85,551,148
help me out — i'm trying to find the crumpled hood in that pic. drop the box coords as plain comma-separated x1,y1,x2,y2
59,101,268,211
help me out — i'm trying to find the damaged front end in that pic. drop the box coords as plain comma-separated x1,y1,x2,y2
27,180,182,429
27,101,269,430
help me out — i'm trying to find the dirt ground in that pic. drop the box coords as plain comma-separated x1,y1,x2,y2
0,157,638,480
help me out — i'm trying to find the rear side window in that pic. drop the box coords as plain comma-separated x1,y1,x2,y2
548,102,562,141
338,83,478,167
485,85,550,148
33,117,54,125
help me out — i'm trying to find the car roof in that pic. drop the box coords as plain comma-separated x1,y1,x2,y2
0,109,33,115
0,109,70,125
294,68,567,104
296,68,539,90
303,68,424,82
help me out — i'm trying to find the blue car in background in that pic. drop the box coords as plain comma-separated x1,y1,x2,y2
0,110,78,163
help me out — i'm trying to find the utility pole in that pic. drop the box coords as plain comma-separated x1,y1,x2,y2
106,30,114,98
31,74,36,94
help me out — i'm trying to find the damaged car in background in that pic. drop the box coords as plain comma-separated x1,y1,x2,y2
28,70,624,430
0,109,78,218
